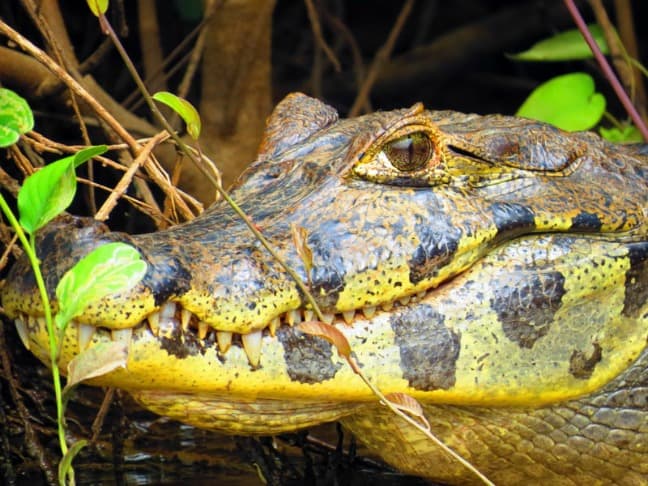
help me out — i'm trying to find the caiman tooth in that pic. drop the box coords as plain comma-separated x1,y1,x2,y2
14,318,30,350
160,302,176,320
362,306,376,318
303,310,315,322
286,309,302,326
77,323,96,352
147,312,160,336
381,301,394,312
320,313,334,324
268,316,280,337
241,330,262,367
342,310,355,325
216,331,232,353
111,328,133,347
180,308,192,331
416,291,426,300
398,296,411,306
198,321,209,340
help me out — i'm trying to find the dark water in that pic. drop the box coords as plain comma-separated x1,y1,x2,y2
1,326,429,486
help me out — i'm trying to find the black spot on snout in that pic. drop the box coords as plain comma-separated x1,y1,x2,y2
571,211,602,232
390,304,460,390
569,342,602,379
622,242,648,318
408,217,461,284
278,327,341,383
491,271,565,349
141,252,192,307
489,202,535,240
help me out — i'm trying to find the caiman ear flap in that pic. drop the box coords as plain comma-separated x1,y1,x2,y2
257,92,338,160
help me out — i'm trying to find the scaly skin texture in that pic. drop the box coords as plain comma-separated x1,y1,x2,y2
2,94,647,484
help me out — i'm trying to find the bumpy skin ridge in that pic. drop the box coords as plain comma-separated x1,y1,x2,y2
2,93,647,484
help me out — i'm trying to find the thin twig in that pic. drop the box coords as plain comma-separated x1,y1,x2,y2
563,0,648,140
95,131,169,221
100,12,328,321
612,0,647,120
0,19,164,217
121,11,215,109
90,387,115,443
304,0,341,73
348,0,415,117
177,0,219,99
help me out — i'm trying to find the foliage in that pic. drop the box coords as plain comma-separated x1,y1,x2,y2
0,87,34,147
153,91,202,139
0,87,146,485
513,25,644,143
18,146,107,235
510,24,608,61
516,73,606,131
55,243,147,330
85,0,108,16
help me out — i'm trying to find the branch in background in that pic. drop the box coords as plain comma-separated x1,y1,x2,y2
564,0,648,140
348,0,415,117
589,0,647,121
137,0,167,95
612,0,647,120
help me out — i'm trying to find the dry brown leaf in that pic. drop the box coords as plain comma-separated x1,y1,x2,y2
385,392,430,431
64,341,128,394
298,320,351,358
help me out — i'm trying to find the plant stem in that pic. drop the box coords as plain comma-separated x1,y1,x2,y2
563,0,648,140
100,14,326,322
0,195,67,456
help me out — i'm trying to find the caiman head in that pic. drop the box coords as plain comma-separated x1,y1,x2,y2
3,93,648,484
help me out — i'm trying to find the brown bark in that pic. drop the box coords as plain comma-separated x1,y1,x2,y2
199,0,276,193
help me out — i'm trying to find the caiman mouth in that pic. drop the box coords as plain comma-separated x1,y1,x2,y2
13,288,431,368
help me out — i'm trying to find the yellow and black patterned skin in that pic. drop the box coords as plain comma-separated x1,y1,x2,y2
3,94,647,484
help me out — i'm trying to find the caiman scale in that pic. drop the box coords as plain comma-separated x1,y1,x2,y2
3,94,648,485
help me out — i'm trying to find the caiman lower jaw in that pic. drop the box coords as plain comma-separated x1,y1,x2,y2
13,291,429,368
131,391,365,435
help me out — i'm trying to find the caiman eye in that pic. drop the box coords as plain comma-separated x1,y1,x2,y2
382,132,432,172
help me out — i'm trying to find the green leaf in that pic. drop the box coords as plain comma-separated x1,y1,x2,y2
17,146,107,234
516,73,606,131
86,0,108,16
153,91,201,139
58,440,88,485
0,88,34,147
73,144,107,168
56,242,147,326
18,156,75,235
599,124,643,143
510,24,609,62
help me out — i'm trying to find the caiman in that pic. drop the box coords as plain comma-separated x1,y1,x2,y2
2,93,647,485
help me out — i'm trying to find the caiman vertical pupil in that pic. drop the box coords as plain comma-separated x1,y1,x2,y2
383,132,432,172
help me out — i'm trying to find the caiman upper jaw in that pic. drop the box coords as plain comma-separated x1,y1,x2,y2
11,283,429,368
3,212,435,368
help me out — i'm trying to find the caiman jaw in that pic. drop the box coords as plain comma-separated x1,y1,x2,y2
12,290,429,368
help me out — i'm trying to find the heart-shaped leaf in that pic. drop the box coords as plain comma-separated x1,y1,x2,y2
516,73,606,131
